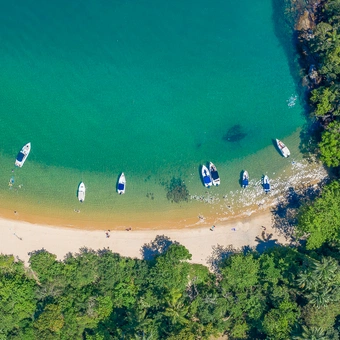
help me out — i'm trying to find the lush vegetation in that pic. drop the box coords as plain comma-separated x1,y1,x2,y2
6,1,340,340
1,241,340,339
305,0,340,165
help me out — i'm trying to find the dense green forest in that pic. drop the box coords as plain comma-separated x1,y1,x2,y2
5,1,340,339
2,242,340,340
306,0,340,165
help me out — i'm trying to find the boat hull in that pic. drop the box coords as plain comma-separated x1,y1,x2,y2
276,139,290,158
263,175,270,193
242,170,249,188
209,162,220,186
15,142,31,167
78,182,86,202
117,173,126,194
202,165,212,188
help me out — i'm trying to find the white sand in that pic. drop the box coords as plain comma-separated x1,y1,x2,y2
0,212,287,266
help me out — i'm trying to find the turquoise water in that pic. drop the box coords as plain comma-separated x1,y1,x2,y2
0,1,305,227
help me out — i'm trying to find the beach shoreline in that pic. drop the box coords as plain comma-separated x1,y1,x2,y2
0,209,288,266
0,155,328,231
0,157,327,266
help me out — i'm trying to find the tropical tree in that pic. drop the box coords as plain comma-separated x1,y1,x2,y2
0,256,37,338
262,300,300,339
306,289,333,308
319,120,340,167
310,86,340,117
310,22,334,53
34,304,64,333
293,326,332,340
297,181,340,249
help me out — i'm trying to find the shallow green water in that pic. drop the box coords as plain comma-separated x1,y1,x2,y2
0,0,305,225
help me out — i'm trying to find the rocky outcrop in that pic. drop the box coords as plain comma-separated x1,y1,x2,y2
296,10,315,31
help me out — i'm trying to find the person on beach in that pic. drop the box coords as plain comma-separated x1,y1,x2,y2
106,230,111,238
210,225,215,231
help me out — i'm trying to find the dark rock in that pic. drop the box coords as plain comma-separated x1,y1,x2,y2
166,178,189,203
223,124,247,142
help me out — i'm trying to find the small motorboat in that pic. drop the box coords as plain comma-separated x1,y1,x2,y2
202,165,212,188
77,182,86,202
263,175,270,193
209,162,220,186
276,139,290,158
242,170,249,188
15,142,31,167
117,173,126,194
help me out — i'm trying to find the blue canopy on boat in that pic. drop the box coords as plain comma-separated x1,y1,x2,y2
118,183,124,190
16,152,24,162
242,179,248,186
211,171,219,180
264,183,270,190
204,176,211,184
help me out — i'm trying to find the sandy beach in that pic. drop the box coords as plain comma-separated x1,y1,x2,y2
0,158,327,266
0,210,288,266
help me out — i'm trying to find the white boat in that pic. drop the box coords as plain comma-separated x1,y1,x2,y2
276,139,290,157
117,173,126,194
209,162,220,186
242,170,249,188
202,165,212,188
15,142,31,167
263,175,270,193
77,182,86,202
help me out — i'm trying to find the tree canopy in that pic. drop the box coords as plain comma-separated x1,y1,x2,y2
0,241,340,339
297,180,340,249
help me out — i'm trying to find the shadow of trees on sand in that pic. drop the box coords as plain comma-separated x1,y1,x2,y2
255,231,279,253
140,235,179,260
271,183,325,242
206,244,238,273
206,235,282,273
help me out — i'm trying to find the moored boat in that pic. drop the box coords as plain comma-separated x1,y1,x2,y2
77,182,86,202
209,162,220,186
263,175,270,193
202,165,212,188
15,142,31,167
276,139,290,157
242,170,249,188
117,173,126,194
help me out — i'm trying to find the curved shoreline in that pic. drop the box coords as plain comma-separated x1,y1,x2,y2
0,154,328,231
0,210,288,265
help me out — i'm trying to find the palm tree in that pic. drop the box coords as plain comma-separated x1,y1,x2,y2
312,257,338,283
306,288,332,308
310,22,334,52
163,289,189,326
326,29,340,46
134,332,156,340
293,325,329,340
296,270,319,291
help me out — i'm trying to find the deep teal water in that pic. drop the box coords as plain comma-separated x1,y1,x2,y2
0,0,305,225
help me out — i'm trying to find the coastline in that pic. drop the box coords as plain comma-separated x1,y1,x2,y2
0,153,328,231
0,210,287,266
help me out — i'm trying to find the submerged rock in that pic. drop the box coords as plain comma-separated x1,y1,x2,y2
223,124,247,142
166,178,189,203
